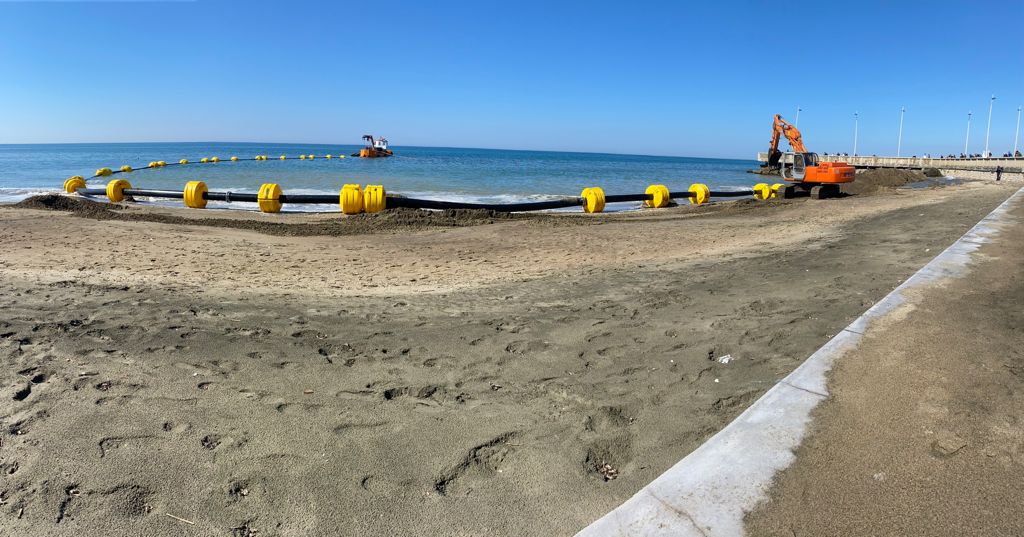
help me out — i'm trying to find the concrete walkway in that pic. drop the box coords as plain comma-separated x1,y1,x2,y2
745,197,1024,535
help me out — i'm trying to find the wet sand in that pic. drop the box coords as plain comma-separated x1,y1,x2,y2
0,181,1016,536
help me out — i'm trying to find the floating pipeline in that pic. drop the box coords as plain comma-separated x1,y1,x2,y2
65,179,788,214
77,152,351,183
64,153,788,213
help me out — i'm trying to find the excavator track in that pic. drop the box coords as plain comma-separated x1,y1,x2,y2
774,183,841,200
810,184,841,199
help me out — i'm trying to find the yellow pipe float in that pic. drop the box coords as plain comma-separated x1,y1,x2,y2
581,187,606,213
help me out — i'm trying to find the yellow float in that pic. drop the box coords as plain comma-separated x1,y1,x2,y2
688,183,710,205
257,183,282,213
644,184,671,208
64,176,86,193
183,181,208,209
581,187,606,213
106,179,132,202
363,185,386,213
339,184,364,214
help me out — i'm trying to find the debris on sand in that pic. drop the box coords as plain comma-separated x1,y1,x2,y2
165,513,196,525
597,462,619,481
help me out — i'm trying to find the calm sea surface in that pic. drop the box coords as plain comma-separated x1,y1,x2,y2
0,142,760,211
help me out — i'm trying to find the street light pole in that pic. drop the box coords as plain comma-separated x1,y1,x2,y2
965,112,972,155
853,112,859,155
897,106,905,157
984,94,995,158
795,107,802,128
1014,106,1021,156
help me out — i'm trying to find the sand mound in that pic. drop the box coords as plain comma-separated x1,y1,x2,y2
843,169,927,195
13,194,121,216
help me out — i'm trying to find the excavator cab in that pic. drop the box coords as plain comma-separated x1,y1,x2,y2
780,152,820,181
775,151,854,199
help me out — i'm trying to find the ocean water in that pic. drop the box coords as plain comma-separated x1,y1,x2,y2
0,142,760,211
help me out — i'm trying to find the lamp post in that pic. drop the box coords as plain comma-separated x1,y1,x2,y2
853,112,859,155
1014,105,1021,157
983,94,995,158
795,107,802,128
897,106,905,157
965,112,972,155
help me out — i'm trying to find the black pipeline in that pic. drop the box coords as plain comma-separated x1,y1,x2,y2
69,179,775,214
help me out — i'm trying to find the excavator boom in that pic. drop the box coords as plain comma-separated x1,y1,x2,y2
771,114,807,153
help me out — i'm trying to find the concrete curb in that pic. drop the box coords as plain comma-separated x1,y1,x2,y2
576,186,1024,537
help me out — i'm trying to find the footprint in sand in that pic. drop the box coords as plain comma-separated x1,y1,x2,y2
504,340,549,355
580,406,636,482
56,483,153,522
380,385,445,401
274,401,323,414
200,431,249,451
161,421,191,434
1,460,20,476
434,432,518,496
359,474,416,496
7,411,47,436
12,383,32,401
332,420,388,435
98,436,157,458
225,477,266,504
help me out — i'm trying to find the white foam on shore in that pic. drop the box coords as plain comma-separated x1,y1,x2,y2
0,188,63,203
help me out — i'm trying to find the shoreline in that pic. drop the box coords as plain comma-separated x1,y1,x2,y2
0,166,965,209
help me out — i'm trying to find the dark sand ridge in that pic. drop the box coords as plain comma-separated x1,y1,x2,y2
0,179,1016,536
745,195,1024,536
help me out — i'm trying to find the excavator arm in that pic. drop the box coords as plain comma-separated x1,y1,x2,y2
768,116,782,157
766,113,808,168
772,114,807,153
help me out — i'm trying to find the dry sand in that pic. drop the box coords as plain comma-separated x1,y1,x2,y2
0,179,1016,536
745,194,1024,536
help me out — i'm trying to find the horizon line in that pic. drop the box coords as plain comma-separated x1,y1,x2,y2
0,140,760,162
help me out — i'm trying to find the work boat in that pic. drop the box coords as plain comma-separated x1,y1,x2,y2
354,135,393,158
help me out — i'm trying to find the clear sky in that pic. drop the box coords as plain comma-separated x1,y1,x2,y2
1,0,1021,158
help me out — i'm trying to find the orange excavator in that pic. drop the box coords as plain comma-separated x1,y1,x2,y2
764,114,854,199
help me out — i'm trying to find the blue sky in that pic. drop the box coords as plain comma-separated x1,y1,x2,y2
1,0,1021,158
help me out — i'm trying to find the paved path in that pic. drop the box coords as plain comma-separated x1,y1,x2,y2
745,197,1024,536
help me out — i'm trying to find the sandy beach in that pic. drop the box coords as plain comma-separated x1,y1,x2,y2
0,178,1017,536
746,189,1024,536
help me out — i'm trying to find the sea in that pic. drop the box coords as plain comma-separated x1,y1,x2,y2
0,142,760,212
